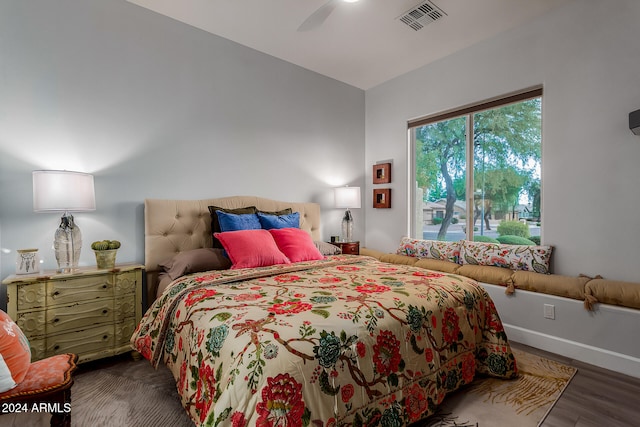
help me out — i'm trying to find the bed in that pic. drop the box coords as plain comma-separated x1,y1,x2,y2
132,196,517,426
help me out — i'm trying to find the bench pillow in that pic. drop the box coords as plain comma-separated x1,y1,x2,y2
396,237,460,264
459,240,553,273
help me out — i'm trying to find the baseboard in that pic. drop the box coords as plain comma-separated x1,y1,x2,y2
504,324,640,379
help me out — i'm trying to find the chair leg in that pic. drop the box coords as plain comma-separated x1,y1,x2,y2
51,411,71,427
50,388,72,427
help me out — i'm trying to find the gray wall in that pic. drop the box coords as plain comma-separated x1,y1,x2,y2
365,0,640,283
0,0,365,309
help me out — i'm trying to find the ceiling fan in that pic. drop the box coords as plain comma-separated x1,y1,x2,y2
297,0,361,32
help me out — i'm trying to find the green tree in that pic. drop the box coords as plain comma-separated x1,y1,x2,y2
416,98,541,239
416,117,466,238
475,167,527,213
523,179,541,219
415,139,441,201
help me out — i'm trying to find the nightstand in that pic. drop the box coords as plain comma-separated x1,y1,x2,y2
2,264,144,363
331,241,360,255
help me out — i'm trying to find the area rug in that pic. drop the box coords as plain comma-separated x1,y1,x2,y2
418,348,577,427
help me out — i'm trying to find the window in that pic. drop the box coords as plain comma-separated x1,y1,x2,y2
410,87,542,243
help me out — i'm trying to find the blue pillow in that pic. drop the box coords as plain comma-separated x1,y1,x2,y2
216,211,261,232
257,212,300,230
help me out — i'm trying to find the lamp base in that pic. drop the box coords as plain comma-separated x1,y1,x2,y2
341,209,354,242
54,212,82,273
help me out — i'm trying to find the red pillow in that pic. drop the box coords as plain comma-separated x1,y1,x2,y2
268,228,325,263
0,310,31,392
215,229,291,269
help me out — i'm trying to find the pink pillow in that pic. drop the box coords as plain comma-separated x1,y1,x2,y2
269,228,324,263
215,229,291,269
0,310,31,392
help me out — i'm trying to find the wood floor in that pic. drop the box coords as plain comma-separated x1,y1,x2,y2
509,341,640,427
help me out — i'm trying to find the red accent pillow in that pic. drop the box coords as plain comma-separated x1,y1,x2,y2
269,228,325,263
0,310,31,392
215,229,291,269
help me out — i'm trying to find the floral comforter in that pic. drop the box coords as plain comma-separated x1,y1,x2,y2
131,255,517,426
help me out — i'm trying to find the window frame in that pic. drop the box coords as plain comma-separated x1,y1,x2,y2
408,86,543,240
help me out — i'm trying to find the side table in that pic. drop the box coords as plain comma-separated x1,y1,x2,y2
330,241,360,255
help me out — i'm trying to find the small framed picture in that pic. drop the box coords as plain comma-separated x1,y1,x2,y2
373,189,391,208
373,163,391,184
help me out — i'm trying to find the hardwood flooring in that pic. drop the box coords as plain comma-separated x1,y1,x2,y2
510,341,640,427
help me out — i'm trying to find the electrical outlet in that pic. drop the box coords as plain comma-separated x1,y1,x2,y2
543,304,555,319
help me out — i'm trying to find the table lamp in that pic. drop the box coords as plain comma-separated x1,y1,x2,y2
33,170,96,272
334,186,361,242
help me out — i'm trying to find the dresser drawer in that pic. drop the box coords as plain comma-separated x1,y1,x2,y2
16,298,114,337
29,323,116,361
16,296,138,339
14,275,114,310
47,275,113,306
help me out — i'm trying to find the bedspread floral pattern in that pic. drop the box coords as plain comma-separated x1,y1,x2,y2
132,256,516,426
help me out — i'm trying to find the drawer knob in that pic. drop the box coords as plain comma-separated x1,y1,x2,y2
103,335,108,340
102,285,107,289
53,291,60,297
53,318,59,323
102,309,108,314
54,345,60,350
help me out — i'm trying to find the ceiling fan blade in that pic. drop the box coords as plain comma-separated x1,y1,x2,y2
297,0,339,32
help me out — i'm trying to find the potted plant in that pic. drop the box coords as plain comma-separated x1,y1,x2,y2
91,240,121,269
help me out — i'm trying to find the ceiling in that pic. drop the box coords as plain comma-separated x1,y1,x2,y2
126,0,572,90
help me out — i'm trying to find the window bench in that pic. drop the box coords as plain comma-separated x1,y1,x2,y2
361,248,640,312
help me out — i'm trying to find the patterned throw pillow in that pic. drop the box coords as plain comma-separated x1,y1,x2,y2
0,310,31,392
459,240,553,273
396,237,461,264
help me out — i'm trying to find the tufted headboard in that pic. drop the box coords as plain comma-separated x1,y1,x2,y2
144,196,321,301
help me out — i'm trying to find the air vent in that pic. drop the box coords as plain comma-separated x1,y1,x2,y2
397,1,446,31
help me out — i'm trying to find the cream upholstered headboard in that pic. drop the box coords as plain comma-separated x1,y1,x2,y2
144,196,321,301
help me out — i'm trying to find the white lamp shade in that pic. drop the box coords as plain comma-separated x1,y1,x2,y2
33,170,96,212
334,186,361,209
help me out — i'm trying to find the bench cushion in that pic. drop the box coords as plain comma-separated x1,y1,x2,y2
586,279,640,310
513,271,589,300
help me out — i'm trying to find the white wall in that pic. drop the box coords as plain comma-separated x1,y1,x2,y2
365,0,640,283
0,0,365,308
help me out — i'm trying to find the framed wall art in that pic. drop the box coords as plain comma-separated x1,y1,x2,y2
373,189,391,208
372,163,391,184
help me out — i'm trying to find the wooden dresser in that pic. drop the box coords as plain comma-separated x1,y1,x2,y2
2,264,144,363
